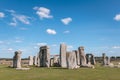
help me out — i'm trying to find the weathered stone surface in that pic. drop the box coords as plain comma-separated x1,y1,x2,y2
50,58,54,67
78,46,87,66
38,46,50,67
28,56,33,66
53,55,60,67
86,54,96,65
66,51,79,69
13,51,22,68
73,50,80,65
86,54,91,65
91,54,96,65
33,56,37,66
60,44,67,68
102,53,107,65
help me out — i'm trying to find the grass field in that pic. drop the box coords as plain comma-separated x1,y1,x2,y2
0,64,120,80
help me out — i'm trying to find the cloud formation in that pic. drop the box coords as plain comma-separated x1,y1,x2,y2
112,46,120,49
0,12,5,18
33,7,53,19
8,10,31,26
61,17,72,25
36,43,47,46
114,14,120,21
63,30,70,34
46,29,56,35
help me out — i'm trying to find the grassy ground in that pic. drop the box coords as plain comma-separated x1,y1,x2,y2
0,64,120,80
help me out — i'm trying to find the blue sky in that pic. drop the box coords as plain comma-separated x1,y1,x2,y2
0,0,120,58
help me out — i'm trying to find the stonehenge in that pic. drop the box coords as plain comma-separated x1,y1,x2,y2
11,44,98,69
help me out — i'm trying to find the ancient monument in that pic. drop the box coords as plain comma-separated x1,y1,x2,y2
66,51,79,69
73,50,80,66
86,54,96,65
33,56,37,66
60,44,67,68
78,46,87,66
38,46,50,67
53,55,60,67
13,51,22,68
28,56,33,66
102,53,107,65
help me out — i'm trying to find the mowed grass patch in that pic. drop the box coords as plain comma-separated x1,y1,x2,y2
0,65,120,80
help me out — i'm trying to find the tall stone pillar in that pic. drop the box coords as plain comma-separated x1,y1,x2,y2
13,51,22,68
28,56,33,66
91,54,96,65
33,56,37,66
73,50,80,65
66,51,78,69
102,53,107,65
60,44,67,68
38,46,50,67
78,46,87,66
86,54,91,65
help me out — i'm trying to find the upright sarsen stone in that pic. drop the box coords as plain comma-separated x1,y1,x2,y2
13,51,22,68
38,46,50,67
78,46,87,66
28,56,33,66
66,51,79,69
91,54,96,65
60,44,67,68
33,56,37,66
102,53,107,65
73,50,80,65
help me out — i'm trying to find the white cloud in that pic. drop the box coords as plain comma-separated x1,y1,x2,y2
9,18,17,26
51,44,57,47
6,9,15,13
112,46,120,49
36,43,47,46
33,7,53,19
20,27,28,30
8,10,31,26
114,14,120,21
46,29,56,35
8,48,13,51
63,30,70,34
67,45,73,51
13,14,30,24
67,45,73,49
61,17,72,25
0,12,5,18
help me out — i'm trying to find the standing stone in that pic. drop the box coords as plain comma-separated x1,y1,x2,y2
37,53,40,67
106,57,110,65
73,50,80,65
28,56,33,66
86,54,91,65
102,53,107,65
78,46,87,66
66,51,79,69
60,44,67,68
38,46,50,67
33,56,37,66
50,58,54,67
53,55,60,67
91,54,96,65
13,51,22,68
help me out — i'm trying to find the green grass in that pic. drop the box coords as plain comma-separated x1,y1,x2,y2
0,64,120,80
